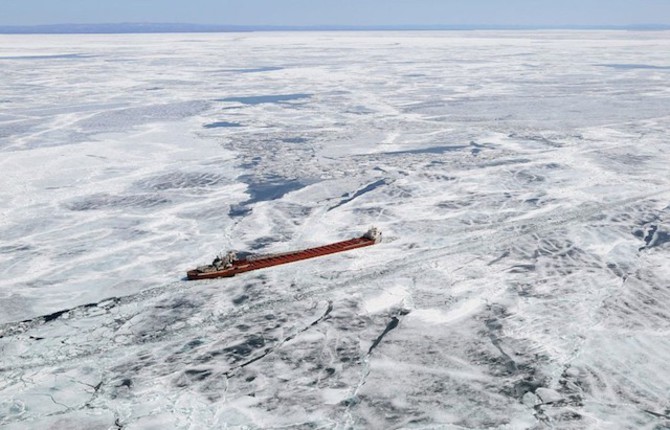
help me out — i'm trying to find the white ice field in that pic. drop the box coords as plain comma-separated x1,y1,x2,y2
0,31,669,429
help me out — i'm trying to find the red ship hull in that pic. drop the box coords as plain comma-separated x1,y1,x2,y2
186,235,379,280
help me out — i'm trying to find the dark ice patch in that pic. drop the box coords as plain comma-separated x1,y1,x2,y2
643,225,658,246
232,295,249,305
129,298,204,343
239,156,261,170
607,262,627,279
511,379,543,398
136,172,227,190
3,298,123,331
228,205,252,217
639,225,670,250
182,339,205,351
508,132,562,148
345,105,375,115
243,175,306,204
508,264,536,273
469,141,495,156
203,121,241,128
76,101,210,132
0,118,43,141
238,67,283,73
65,193,170,211
598,64,670,70
218,67,284,74
217,94,311,105
249,236,277,250
606,152,653,167
223,335,267,361
484,305,522,376
481,158,532,167
184,368,213,381
43,309,71,323
384,145,468,156
229,175,306,217
368,317,399,354
329,179,388,211
219,302,333,378
514,170,545,183
155,296,199,311
487,250,510,266
282,137,308,143
437,200,472,210
650,231,670,248
0,244,32,254
0,54,91,60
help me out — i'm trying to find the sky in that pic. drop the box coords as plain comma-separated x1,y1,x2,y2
1,0,670,27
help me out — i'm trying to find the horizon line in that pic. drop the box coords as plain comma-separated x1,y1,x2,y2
1,22,670,34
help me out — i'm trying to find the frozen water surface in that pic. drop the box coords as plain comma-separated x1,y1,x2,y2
1,31,670,429
203,121,242,129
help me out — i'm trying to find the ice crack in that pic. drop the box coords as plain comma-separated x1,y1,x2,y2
367,316,399,355
224,300,333,379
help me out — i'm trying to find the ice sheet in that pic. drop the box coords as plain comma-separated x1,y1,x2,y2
1,31,669,429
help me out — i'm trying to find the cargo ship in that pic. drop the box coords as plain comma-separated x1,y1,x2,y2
186,227,382,280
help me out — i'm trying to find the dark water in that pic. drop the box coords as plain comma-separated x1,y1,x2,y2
217,94,311,105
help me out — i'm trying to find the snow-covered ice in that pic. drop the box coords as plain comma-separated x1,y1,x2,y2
1,31,670,429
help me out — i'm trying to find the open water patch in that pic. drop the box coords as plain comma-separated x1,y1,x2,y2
217,94,311,105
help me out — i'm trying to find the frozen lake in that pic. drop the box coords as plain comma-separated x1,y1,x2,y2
1,31,669,429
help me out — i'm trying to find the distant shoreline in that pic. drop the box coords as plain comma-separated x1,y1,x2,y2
1,23,669,35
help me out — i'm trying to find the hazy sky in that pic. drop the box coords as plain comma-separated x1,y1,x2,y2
1,0,670,27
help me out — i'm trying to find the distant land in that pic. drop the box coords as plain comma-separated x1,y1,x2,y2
1,23,670,34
